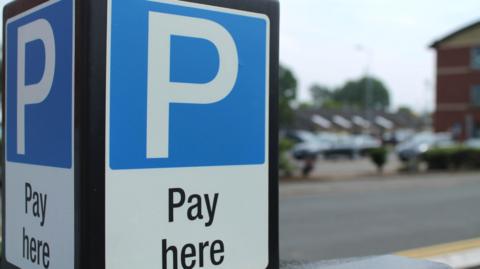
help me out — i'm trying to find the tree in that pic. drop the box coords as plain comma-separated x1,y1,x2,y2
279,65,298,128
310,84,332,108
297,102,313,110
397,106,415,116
333,76,390,110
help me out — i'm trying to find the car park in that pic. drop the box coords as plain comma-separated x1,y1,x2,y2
289,131,332,159
323,134,381,159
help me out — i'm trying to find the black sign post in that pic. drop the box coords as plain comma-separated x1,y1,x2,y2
2,0,279,268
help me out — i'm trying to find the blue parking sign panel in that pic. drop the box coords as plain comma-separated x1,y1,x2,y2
106,1,271,268
109,0,269,169
4,1,75,269
6,0,73,168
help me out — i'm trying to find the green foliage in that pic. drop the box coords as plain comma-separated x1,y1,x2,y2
279,138,295,177
397,106,415,116
308,76,390,110
297,102,313,110
279,65,298,129
333,76,390,110
368,147,388,173
422,148,453,170
321,99,343,109
422,147,480,171
310,84,332,108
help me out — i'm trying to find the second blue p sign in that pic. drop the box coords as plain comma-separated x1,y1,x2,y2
2,0,279,269
109,0,268,169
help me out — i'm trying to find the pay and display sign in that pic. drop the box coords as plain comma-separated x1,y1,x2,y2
3,0,75,269
3,0,279,269
107,1,274,269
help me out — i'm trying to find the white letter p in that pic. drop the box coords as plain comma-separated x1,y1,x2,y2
17,19,56,155
147,12,238,159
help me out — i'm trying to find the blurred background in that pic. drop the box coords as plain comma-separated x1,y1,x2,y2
1,0,480,268
278,0,480,267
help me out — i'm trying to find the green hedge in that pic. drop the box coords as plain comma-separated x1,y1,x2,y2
422,147,480,171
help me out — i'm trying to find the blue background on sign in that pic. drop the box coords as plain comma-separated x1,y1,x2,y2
170,36,220,84
110,0,268,169
6,0,73,168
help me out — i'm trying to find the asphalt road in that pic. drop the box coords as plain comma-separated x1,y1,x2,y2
280,172,480,262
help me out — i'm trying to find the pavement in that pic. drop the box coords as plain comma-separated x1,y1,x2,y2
280,172,480,264
281,256,452,269
398,237,480,269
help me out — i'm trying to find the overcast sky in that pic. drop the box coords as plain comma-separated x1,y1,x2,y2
280,0,480,112
2,0,479,112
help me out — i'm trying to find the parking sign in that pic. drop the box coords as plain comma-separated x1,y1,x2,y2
3,0,278,268
3,0,75,268
106,0,274,269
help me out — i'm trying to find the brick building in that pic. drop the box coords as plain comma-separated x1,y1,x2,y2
431,21,480,140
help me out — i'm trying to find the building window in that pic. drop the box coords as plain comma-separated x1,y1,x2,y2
474,123,480,138
472,47,480,69
473,86,480,107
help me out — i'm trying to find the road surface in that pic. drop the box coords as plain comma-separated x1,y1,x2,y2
280,172,480,261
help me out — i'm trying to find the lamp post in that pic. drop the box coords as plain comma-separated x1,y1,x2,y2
356,45,374,130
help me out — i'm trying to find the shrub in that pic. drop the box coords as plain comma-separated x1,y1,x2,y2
422,147,480,171
279,138,295,177
422,148,454,170
368,147,388,173
453,148,480,169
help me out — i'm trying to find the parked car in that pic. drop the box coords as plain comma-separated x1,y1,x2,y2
396,132,455,162
383,129,415,145
354,134,383,154
290,131,332,160
324,134,381,159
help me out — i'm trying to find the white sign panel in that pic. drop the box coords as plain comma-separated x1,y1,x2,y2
106,0,270,268
4,0,75,268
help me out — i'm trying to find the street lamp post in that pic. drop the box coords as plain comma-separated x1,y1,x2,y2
356,45,374,131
